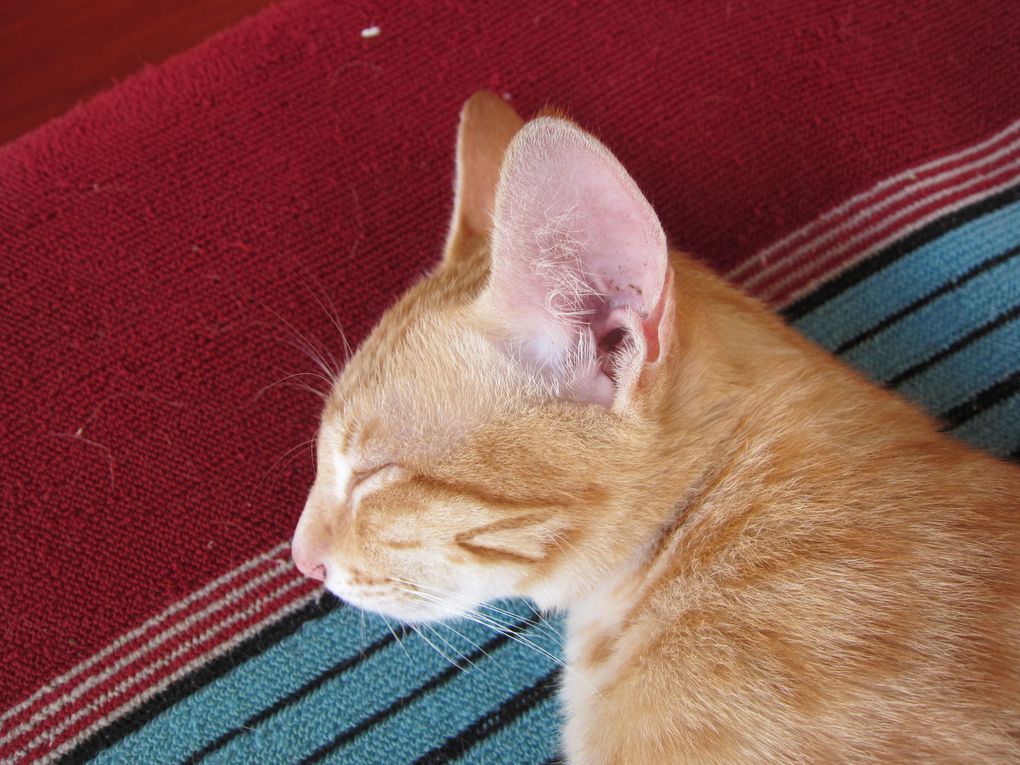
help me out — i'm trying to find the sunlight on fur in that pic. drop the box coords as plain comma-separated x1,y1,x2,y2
292,91,1020,764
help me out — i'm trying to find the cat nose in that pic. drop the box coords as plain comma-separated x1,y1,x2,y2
291,534,327,581
294,555,326,581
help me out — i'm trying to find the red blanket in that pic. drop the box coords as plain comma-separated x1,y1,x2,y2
2,1,1019,762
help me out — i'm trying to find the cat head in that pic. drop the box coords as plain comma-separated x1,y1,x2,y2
291,92,675,622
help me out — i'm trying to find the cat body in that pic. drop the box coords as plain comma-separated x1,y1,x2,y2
559,254,1020,763
292,92,1020,763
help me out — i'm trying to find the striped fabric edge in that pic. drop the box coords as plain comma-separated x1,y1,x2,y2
763,164,1020,306
31,577,316,765
280,614,556,765
37,587,323,765
0,545,319,765
6,121,1020,765
0,542,287,732
727,118,1020,303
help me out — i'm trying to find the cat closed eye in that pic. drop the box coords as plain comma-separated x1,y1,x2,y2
350,462,398,486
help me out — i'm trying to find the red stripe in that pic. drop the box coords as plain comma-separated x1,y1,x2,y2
0,549,292,737
768,168,1020,307
2,571,316,764
734,124,1020,282
747,152,1020,301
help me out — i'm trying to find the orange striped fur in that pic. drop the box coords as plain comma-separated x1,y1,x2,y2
292,92,1020,763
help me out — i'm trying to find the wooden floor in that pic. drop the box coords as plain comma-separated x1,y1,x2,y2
0,0,275,146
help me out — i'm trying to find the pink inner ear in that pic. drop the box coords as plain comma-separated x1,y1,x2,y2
486,118,668,401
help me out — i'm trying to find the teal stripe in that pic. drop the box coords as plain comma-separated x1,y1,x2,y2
840,257,1020,384
204,603,554,762
204,616,449,765
456,696,563,764
90,598,563,765
89,603,386,765
899,316,1020,415
314,610,561,763
952,389,1020,457
793,200,1020,350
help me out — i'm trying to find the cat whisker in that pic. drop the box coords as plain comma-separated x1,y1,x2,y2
398,588,550,675
460,611,567,671
381,615,413,664
414,594,605,699
519,597,566,641
397,588,567,671
245,436,317,509
408,591,571,660
391,577,564,646
482,603,562,646
411,624,461,671
277,334,340,385
249,371,331,403
423,624,479,673
298,279,354,364
432,621,521,693
284,245,355,364
256,298,342,383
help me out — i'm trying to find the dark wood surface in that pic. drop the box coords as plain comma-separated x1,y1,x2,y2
0,0,275,146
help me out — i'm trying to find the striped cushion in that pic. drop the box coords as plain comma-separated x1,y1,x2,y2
22,131,1019,765
2,1,1018,763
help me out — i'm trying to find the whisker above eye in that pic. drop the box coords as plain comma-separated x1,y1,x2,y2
256,298,342,383
248,371,332,403
297,278,354,364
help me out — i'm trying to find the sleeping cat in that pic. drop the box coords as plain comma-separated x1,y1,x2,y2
291,91,1020,763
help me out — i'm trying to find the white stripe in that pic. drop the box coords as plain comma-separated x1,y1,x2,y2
32,590,319,765
1,556,298,754
17,574,312,763
0,541,289,735
740,134,1020,292
727,119,1020,282
757,154,1020,304
776,173,1020,309
0,558,298,750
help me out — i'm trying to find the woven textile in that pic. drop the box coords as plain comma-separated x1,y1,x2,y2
2,1,1018,762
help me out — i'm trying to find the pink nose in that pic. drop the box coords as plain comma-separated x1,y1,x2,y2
291,537,327,581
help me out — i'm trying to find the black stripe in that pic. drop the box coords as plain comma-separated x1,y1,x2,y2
886,302,1020,388
55,593,341,765
782,182,1020,322
183,622,410,765
541,756,567,765
299,616,540,765
1009,446,1020,463
412,667,562,765
834,244,1020,355
941,369,1020,429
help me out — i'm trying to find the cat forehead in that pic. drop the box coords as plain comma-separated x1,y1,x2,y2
333,309,527,415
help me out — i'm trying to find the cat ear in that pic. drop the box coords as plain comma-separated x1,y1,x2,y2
483,117,672,409
442,91,523,263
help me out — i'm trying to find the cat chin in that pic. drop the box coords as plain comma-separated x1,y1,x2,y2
325,584,467,625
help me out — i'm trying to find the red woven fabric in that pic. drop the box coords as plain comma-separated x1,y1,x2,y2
2,0,1019,712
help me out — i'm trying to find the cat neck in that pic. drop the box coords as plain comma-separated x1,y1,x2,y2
559,251,1004,611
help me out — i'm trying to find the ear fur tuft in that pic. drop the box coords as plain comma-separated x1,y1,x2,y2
481,116,670,408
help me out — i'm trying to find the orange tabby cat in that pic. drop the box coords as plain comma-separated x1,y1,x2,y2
291,92,1020,763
